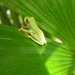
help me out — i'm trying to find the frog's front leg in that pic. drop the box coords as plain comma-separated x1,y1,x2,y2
18,25,29,31
18,27,33,38
18,28,23,32
18,28,32,34
24,26,29,29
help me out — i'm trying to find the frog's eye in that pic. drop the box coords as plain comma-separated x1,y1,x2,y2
26,19,30,23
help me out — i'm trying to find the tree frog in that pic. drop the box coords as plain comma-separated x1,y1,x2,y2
18,17,47,45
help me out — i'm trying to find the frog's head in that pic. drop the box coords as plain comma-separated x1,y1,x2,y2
24,17,34,24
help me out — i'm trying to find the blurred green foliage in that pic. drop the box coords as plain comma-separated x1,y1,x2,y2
0,0,75,75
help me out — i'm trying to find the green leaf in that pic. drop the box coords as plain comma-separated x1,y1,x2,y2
0,5,11,25
0,24,75,75
0,0,75,50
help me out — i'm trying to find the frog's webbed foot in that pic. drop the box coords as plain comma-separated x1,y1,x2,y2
18,28,23,32
25,33,30,38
